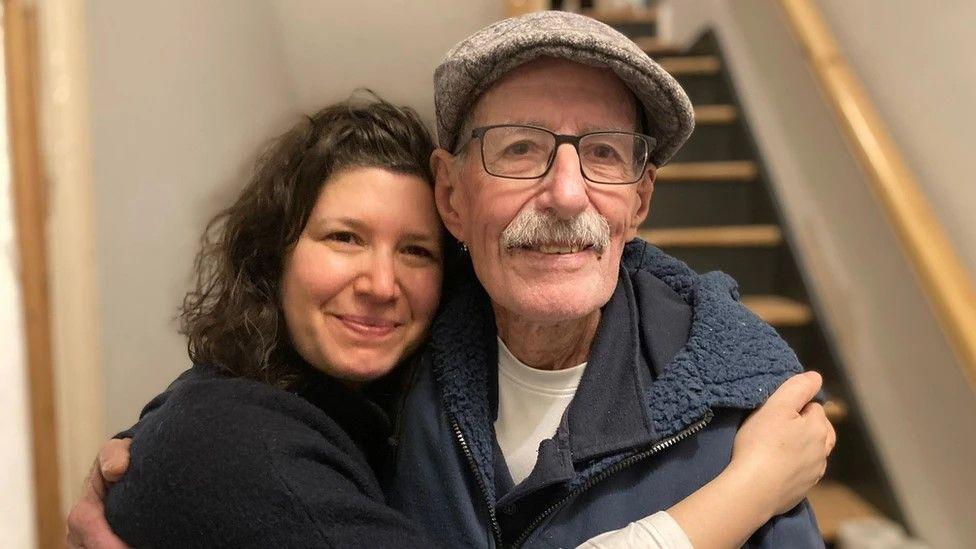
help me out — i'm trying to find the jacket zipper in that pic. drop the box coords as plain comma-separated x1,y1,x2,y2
451,419,503,548
511,411,715,548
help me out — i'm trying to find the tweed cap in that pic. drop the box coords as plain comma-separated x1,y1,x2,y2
434,10,694,166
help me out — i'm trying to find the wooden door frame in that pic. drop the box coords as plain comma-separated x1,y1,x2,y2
4,0,63,546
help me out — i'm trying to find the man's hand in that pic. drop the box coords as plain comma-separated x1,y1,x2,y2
65,438,132,548
729,371,836,517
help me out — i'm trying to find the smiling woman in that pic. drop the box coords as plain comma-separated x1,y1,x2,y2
281,166,443,384
178,94,447,390
99,94,455,547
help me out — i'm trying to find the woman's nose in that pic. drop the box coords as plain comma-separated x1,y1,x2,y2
353,252,399,302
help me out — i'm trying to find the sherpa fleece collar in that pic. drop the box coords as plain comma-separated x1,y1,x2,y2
428,238,803,504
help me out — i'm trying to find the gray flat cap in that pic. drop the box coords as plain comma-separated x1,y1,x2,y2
434,10,694,166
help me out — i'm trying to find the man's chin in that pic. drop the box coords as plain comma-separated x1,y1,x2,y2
497,280,613,324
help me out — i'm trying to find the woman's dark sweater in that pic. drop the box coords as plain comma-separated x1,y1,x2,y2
104,364,436,548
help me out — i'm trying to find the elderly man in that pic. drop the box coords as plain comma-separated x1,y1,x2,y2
385,12,823,548
68,11,827,549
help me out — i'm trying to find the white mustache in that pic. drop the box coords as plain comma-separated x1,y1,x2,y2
500,209,611,255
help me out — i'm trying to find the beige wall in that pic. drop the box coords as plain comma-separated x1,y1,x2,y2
664,1,976,547
85,0,502,434
817,0,976,277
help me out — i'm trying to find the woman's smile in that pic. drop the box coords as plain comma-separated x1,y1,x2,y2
332,313,403,340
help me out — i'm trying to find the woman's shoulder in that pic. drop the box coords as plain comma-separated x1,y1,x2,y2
128,369,372,472
104,371,388,546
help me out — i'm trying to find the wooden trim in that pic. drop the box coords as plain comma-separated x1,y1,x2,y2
657,160,758,182
694,104,738,125
3,0,64,545
808,481,880,542
780,0,976,393
656,55,721,75
741,295,813,327
632,36,679,56
639,224,782,248
581,6,657,25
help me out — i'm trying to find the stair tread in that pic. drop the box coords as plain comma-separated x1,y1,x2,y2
640,224,782,248
823,399,848,422
741,295,813,327
695,104,738,124
808,481,881,542
657,160,758,181
658,55,721,75
580,6,657,25
633,36,680,56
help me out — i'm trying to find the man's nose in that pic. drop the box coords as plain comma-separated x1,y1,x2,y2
354,251,399,302
538,143,589,219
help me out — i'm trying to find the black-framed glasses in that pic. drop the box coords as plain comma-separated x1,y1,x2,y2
466,124,655,185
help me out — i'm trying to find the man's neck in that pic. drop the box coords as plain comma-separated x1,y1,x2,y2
494,304,600,371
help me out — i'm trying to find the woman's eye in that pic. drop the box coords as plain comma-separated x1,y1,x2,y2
326,231,361,245
403,245,435,259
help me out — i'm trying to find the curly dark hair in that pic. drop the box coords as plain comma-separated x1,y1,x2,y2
180,93,440,388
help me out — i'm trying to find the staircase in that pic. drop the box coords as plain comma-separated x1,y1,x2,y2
579,6,906,545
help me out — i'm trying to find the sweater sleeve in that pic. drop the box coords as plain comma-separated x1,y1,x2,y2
577,511,694,549
105,376,438,549
114,365,220,439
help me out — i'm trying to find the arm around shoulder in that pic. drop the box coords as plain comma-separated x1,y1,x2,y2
105,376,436,548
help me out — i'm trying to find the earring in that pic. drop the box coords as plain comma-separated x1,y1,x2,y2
460,242,469,253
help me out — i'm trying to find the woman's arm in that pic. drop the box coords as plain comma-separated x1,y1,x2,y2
101,375,438,549
69,372,830,548
580,371,834,549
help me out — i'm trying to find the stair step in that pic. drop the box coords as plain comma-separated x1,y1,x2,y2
741,295,812,327
808,481,881,543
658,55,721,75
633,36,680,56
824,399,849,422
580,6,657,25
640,224,782,248
695,104,738,125
657,160,759,182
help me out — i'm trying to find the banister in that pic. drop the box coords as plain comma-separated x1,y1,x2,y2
779,0,976,392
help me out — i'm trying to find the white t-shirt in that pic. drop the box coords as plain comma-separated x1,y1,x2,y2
493,338,693,549
494,337,586,484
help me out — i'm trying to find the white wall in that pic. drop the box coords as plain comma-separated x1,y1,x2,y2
86,1,296,436
85,1,502,434
267,1,505,121
665,2,976,547
0,25,38,549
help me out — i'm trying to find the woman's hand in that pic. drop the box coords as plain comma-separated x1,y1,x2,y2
668,371,835,549
65,438,132,549
728,371,836,518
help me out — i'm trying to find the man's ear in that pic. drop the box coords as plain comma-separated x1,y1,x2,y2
431,148,467,243
626,164,655,240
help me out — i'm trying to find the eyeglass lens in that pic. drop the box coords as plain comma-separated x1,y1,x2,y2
480,126,648,184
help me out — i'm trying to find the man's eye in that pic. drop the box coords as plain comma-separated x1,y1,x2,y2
589,144,620,160
504,141,535,156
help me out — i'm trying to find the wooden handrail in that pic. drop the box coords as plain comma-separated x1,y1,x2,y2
779,0,976,392
4,0,64,544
